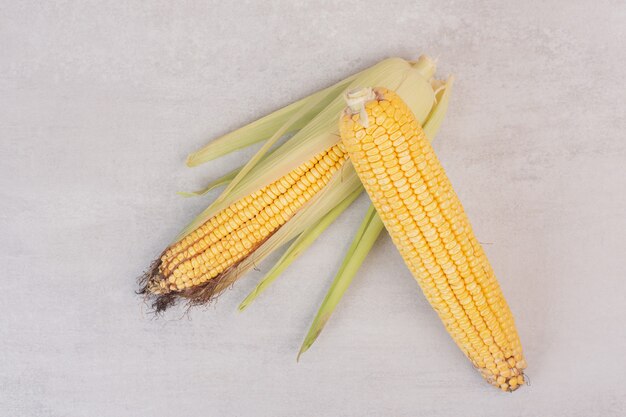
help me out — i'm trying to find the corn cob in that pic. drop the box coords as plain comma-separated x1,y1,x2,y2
142,143,347,311
339,87,526,391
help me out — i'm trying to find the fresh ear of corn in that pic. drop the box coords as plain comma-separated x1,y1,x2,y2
339,87,526,391
141,56,441,312
142,142,348,311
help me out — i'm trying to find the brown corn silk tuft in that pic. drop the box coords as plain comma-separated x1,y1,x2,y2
140,143,348,312
339,87,526,392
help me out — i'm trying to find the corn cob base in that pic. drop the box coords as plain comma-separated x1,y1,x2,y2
140,143,347,312
340,87,526,391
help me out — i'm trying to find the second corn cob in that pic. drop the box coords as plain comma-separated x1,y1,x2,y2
142,143,347,311
339,87,526,391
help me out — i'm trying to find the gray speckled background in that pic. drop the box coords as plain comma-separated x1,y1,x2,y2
2,1,625,416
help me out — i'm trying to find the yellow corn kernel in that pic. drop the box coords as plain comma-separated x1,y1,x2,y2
340,87,525,391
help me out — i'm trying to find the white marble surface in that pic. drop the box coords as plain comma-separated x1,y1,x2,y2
2,1,625,416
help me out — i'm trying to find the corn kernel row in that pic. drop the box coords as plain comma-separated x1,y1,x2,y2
340,88,526,391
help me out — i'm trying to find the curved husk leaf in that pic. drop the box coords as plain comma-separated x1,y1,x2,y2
298,204,384,360
177,167,240,198
185,74,359,167
175,58,436,242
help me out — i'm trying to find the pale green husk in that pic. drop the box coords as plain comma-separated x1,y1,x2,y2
185,70,361,167
298,204,384,360
177,167,240,198
175,57,437,242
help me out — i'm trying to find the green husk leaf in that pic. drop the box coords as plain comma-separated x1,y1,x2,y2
185,75,359,167
297,204,384,360
238,187,362,311
177,167,241,198
214,83,335,206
